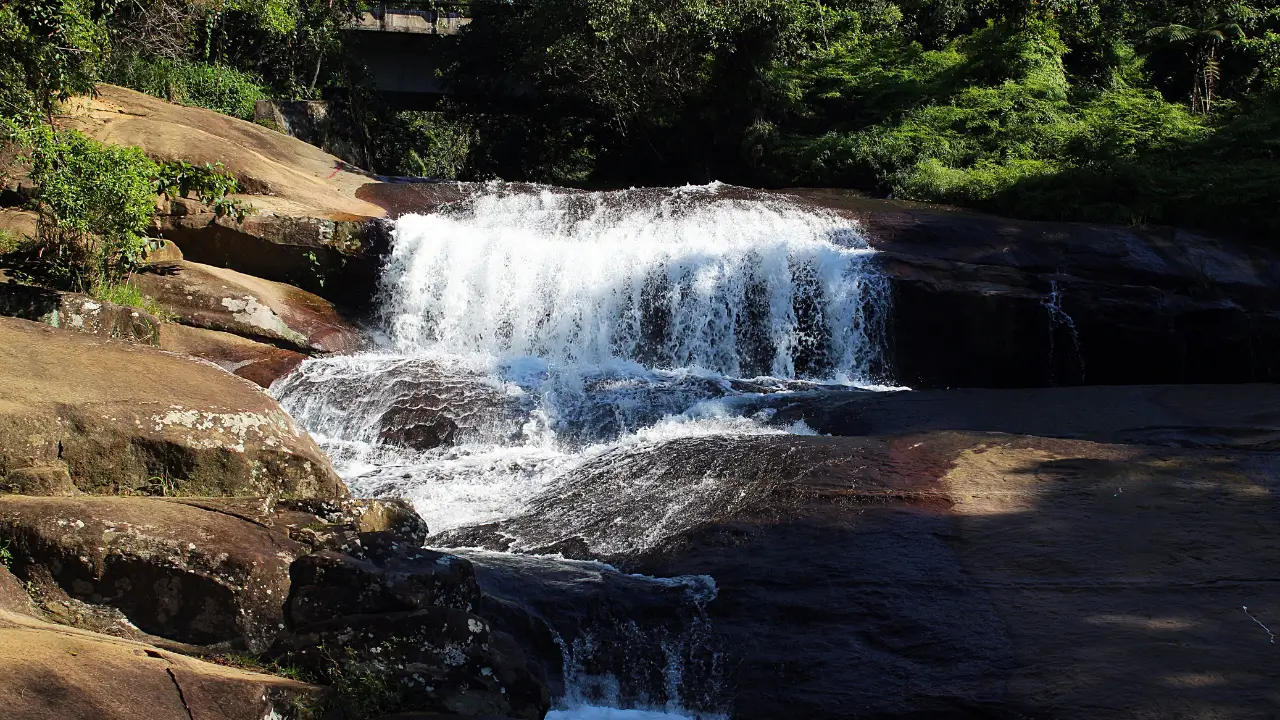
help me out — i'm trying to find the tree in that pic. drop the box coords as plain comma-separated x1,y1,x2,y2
1,0,112,122
1146,18,1245,114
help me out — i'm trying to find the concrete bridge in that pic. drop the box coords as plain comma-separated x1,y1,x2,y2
343,2,470,108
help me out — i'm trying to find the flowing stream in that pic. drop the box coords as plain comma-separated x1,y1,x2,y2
272,183,892,717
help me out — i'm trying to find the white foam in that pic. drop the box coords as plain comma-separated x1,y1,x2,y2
379,185,885,381
548,707,709,720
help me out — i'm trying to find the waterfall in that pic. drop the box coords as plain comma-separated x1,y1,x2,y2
272,182,891,718
377,183,886,382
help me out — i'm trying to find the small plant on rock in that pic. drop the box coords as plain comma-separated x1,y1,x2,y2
144,472,178,497
154,160,253,222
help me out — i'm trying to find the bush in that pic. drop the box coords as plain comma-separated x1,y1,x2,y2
105,55,267,120
23,125,158,289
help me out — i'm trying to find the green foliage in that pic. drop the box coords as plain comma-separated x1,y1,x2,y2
23,126,158,289
320,656,405,720
0,539,12,569
91,281,172,319
0,229,22,255
154,160,252,221
105,55,267,119
0,0,110,121
428,0,1280,237
2,0,1276,239
369,111,474,179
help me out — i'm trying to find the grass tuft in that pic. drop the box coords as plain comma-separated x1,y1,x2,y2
90,280,174,320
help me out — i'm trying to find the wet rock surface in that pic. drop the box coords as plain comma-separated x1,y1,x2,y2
272,533,549,719
786,189,1280,387
456,549,724,711
271,356,528,452
0,316,344,497
747,383,1280,448
287,538,480,626
437,386,1280,720
359,182,1280,388
158,322,308,388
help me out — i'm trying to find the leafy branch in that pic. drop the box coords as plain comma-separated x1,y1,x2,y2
153,160,254,222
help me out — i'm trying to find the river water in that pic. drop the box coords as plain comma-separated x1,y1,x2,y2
272,182,892,716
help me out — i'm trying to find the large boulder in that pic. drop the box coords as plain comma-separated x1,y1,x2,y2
154,208,392,310
0,282,161,345
0,495,307,651
0,316,344,497
0,606,321,720
134,259,362,353
61,85,382,220
439,386,1280,719
0,495,426,652
786,189,1280,387
59,84,400,308
268,526,549,720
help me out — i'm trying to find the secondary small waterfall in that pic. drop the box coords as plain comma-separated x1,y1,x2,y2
273,182,892,717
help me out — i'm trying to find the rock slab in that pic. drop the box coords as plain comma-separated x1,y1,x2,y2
0,316,344,497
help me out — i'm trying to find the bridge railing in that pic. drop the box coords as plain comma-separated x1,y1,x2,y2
347,1,472,35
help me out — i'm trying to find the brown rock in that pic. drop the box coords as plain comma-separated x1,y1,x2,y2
783,188,1280,387
0,495,425,652
0,208,37,241
0,607,320,720
3,464,78,496
144,238,184,264
155,210,390,309
60,85,382,220
0,316,344,497
159,323,307,389
0,565,35,616
0,496,306,651
135,259,362,353
0,283,161,345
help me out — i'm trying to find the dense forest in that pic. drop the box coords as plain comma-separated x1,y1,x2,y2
3,0,1280,242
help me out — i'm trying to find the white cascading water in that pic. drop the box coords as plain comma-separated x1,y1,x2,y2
378,184,883,380
272,183,891,718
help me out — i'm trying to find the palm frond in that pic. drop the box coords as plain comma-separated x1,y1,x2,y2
1145,24,1197,43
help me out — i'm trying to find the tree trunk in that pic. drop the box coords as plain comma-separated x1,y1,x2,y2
1203,45,1217,115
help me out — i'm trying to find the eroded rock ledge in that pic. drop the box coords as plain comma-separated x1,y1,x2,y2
0,317,343,497
0,495,550,719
